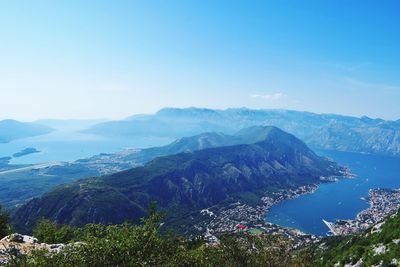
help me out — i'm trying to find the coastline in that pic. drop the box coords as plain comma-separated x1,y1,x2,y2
323,188,400,236
197,172,351,246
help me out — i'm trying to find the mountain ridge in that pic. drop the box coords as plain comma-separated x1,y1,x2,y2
12,126,345,233
84,107,400,157
0,120,53,143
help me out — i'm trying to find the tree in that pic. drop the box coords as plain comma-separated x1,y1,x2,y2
33,218,79,244
8,204,309,266
0,204,11,238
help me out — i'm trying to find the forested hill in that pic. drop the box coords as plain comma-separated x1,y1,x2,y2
12,126,344,233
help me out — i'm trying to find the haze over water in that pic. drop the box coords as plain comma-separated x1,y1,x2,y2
0,128,173,165
265,150,400,236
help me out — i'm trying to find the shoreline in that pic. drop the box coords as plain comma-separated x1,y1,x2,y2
199,183,321,245
197,173,351,245
324,188,400,236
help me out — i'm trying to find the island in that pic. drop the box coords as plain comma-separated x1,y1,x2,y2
12,148,40,158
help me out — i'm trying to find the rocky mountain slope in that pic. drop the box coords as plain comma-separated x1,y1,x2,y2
12,126,345,233
313,210,400,266
85,107,400,157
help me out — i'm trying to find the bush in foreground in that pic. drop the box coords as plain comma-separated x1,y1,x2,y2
8,208,310,267
0,204,12,239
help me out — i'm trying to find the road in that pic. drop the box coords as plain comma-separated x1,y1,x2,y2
0,161,64,175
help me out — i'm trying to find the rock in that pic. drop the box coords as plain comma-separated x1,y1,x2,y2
344,258,363,267
373,244,386,256
7,233,24,243
353,259,363,267
371,222,384,234
0,233,78,265
45,243,66,253
1,233,38,244
22,235,38,244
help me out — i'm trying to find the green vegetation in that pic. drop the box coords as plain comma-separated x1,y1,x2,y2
313,211,400,266
33,219,80,244
0,204,12,238
9,206,310,267
6,204,400,266
13,126,343,234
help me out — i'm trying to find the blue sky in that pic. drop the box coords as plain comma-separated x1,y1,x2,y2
0,0,399,121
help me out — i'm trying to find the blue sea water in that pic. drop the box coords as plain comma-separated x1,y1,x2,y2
265,150,400,236
0,129,173,165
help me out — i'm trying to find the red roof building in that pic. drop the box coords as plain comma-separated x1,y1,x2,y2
236,223,246,230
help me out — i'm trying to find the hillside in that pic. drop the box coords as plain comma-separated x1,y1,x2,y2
1,211,310,267
313,210,400,266
12,126,344,233
0,120,53,143
4,201,400,266
84,107,400,157
0,127,271,208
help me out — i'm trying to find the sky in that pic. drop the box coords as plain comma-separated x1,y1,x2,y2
0,0,400,121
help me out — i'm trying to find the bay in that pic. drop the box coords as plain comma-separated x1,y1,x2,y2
265,150,400,236
0,129,173,165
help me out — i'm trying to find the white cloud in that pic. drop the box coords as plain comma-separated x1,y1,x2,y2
249,93,286,100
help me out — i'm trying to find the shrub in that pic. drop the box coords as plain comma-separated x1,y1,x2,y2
0,204,12,238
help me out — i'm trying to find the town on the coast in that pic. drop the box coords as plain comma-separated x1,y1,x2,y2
194,185,321,247
323,188,400,236
196,168,400,248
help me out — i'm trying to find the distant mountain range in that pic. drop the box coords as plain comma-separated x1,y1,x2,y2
0,120,53,143
12,126,345,232
84,107,400,157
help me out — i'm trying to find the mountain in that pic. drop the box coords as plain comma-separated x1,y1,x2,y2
0,132,234,209
84,107,400,157
313,210,400,266
12,126,344,232
0,126,288,208
0,120,53,143
35,119,106,131
79,131,241,170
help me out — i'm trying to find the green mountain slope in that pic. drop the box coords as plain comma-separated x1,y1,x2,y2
0,127,262,208
313,210,400,266
12,126,344,233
